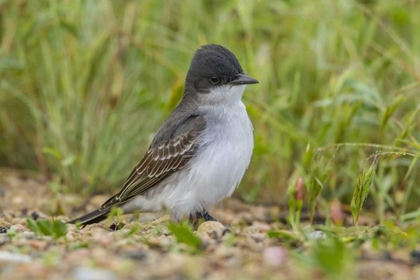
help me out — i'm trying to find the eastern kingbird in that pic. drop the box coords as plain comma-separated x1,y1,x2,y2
70,44,258,226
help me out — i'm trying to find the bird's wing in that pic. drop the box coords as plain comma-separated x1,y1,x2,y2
100,114,206,210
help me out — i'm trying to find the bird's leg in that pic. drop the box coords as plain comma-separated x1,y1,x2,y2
197,209,217,222
189,209,218,228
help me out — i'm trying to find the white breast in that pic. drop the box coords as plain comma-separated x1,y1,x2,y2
123,87,254,220
189,101,254,208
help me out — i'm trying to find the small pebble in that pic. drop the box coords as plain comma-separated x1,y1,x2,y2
0,226,7,234
21,231,35,239
241,226,259,235
12,196,24,205
411,250,420,263
0,235,9,245
214,246,239,259
0,251,32,263
93,232,112,246
308,230,326,240
10,224,26,233
197,221,225,236
31,211,40,220
66,231,76,241
122,251,147,261
73,266,117,280
67,224,77,231
29,240,47,251
382,250,392,261
246,233,268,251
251,221,271,232
263,246,288,266
11,218,26,225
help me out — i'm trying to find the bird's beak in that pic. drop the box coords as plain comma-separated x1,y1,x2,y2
230,73,259,86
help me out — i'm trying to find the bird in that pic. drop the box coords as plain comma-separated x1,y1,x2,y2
70,44,259,227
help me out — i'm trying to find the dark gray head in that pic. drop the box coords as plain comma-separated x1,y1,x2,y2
184,44,258,103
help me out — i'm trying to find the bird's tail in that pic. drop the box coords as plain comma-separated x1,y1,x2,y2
68,208,111,227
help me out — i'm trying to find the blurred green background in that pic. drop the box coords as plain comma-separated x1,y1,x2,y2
0,0,419,217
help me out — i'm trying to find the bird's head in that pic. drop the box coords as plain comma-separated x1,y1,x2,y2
185,44,258,106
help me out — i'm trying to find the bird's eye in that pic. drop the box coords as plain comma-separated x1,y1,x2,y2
209,77,220,85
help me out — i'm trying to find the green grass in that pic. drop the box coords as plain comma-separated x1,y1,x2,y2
0,0,420,222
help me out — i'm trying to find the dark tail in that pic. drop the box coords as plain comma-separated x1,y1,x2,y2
68,208,111,227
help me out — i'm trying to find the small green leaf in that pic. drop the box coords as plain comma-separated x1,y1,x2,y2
67,241,89,250
168,222,203,250
37,220,54,236
52,220,67,238
312,236,354,277
26,218,40,235
27,218,67,239
267,230,295,240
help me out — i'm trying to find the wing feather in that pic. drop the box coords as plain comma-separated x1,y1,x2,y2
100,115,205,210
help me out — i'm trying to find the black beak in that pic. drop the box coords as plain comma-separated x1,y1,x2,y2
230,73,259,86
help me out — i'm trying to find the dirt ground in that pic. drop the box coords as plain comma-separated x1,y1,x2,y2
0,168,418,279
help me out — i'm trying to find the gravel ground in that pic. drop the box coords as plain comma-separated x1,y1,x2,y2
0,168,418,279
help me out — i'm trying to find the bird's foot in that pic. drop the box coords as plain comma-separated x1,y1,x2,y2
196,210,217,222
189,209,218,228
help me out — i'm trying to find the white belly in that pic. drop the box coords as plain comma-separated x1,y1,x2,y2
122,102,254,220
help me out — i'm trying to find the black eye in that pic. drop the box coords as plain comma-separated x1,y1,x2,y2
209,77,220,85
